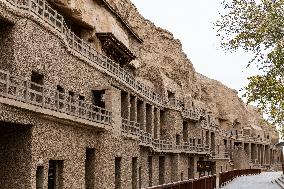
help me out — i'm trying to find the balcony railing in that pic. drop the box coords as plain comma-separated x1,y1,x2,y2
182,107,200,121
0,69,112,125
210,151,230,160
121,119,140,137
167,97,183,111
121,120,211,154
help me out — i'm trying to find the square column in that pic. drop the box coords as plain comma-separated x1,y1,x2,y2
106,87,122,136
130,95,137,122
153,108,160,139
145,104,154,135
137,100,146,131
121,91,130,120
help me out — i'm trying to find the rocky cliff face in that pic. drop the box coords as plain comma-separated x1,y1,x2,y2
49,0,278,140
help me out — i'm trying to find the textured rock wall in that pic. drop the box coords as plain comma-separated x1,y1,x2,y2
45,0,279,141
99,0,278,140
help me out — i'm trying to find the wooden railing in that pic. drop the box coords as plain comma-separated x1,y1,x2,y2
144,175,216,189
219,169,261,187
0,69,112,125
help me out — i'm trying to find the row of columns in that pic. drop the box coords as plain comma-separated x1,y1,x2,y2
120,91,162,139
249,143,278,165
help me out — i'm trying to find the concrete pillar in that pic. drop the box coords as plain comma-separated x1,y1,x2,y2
273,150,275,164
262,145,265,165
130,95,137,122
146,104,154,135
244,143,251,160
257,145,260,163
260,145,263,164
270,148,273,164
188,156,194,179
153,108,160,139
193,156,199,179
170,154,179,182
106,87,122,136
265,145,269,164
121,91,130,120
137,100,146,131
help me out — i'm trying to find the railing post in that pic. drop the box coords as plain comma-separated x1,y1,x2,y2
25,81,29,102
42,86,45,108
56,92,59,111
6,73,10,95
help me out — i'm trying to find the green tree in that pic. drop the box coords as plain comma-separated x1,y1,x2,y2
215,0,284,128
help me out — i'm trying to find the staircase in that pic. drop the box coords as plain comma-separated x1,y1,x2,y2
275,175,284,188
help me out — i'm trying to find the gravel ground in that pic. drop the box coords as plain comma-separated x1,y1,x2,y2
220,172,282,189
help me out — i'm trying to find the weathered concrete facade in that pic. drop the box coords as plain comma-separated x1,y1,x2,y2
0,0,282,188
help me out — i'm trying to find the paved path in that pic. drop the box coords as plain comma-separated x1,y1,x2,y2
220,172,282,189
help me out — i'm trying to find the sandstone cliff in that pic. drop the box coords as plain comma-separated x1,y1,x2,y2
49,0,278,140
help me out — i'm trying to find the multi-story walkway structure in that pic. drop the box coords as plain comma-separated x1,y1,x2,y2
0,0,282,188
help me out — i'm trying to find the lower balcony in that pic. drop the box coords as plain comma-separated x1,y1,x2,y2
0,69,112,129
121,119,211,154
209,151,230,160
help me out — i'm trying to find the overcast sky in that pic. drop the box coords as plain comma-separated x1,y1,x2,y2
131,0,260,95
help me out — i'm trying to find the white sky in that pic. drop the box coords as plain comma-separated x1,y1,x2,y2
131,0,260,94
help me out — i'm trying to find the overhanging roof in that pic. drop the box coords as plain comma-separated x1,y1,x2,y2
96,32,136,65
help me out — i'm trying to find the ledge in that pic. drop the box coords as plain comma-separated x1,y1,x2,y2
0,96,112,130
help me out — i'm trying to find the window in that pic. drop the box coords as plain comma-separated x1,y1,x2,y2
183,122,188,142
36,166,44,189
115,157,122,189
56,85,65,109
30,71,44,103
85,148,95,189
48,160,63,189
31,71,44,92
139,167,142,189
31,71,44,85
167,90,175,100
159,156,165,185
148,156,153,187
79,95,85,101
68,91,75,98
176,134,180,145
223,139,227,147
92,90,106,108
132,157,138,189
198,139,201,144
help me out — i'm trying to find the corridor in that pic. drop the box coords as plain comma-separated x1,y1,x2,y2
221,172,282,189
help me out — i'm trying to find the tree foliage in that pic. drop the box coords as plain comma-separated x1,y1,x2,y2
215,0,284,127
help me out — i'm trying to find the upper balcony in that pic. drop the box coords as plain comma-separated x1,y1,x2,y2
2,0,214,123
0,69,112,129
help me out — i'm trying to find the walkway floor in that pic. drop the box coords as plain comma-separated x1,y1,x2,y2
220,172,282,189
